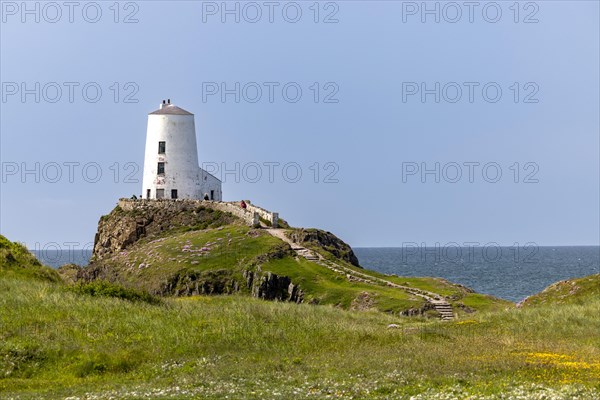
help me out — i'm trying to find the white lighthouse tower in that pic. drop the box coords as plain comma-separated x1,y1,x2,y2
142,99,222,201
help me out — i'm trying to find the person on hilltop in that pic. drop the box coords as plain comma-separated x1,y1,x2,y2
204,194,209,201
240,200,247,209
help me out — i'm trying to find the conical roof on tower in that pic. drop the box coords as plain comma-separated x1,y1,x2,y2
149,99,193,115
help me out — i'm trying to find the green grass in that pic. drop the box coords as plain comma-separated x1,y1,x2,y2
68,280,162,305
95,226,282,294
521,274,600,306
1,277,599,399
262,256,419,312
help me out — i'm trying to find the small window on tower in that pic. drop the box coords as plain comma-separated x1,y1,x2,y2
171,189,178,199
156,189,165,199
158,141,166,154
157,162,165,175
146,189,151,199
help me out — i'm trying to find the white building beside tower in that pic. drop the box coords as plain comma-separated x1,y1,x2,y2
142,100,222,201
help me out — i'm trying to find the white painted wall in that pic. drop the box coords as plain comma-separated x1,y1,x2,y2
142,103,222,200
199,168,222,201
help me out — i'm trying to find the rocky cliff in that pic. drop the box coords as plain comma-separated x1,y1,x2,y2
92,202,237,261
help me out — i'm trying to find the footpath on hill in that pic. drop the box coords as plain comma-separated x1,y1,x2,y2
264,228,455,320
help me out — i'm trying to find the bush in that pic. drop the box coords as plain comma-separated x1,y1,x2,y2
69,281,161,305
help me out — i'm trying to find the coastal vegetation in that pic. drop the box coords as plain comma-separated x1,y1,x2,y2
1,201,598,399
0,272,598,399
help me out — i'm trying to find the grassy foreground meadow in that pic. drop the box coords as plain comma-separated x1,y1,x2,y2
1,274,599,399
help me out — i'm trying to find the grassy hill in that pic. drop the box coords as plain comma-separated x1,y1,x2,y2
1,275,598,399
520,274,600,307
74,203,511,317
0,234,60,282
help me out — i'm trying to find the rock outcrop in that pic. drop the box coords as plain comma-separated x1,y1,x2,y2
244,270,304,303
163,269,241,296
76,202,308,303
286,228,361,267
92,202,237,261
399,302,435,317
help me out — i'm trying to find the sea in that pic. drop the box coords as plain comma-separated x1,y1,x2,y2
353,246,599,302
34,246,599,303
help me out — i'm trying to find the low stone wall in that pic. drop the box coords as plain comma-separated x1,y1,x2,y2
245,201,279,228
212,202,259,227
118,199,260,227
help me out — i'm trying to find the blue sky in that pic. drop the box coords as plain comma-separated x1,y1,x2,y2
1,0,599,249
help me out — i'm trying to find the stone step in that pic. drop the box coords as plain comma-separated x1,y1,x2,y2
432,302,454,320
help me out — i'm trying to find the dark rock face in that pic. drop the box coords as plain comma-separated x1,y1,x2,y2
76,264,305,304
164,269,304,302
92,204,236,261
75,261,119,284
163,269,240,297
286,228,361,267
245,270,304,303
151,268,305,303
